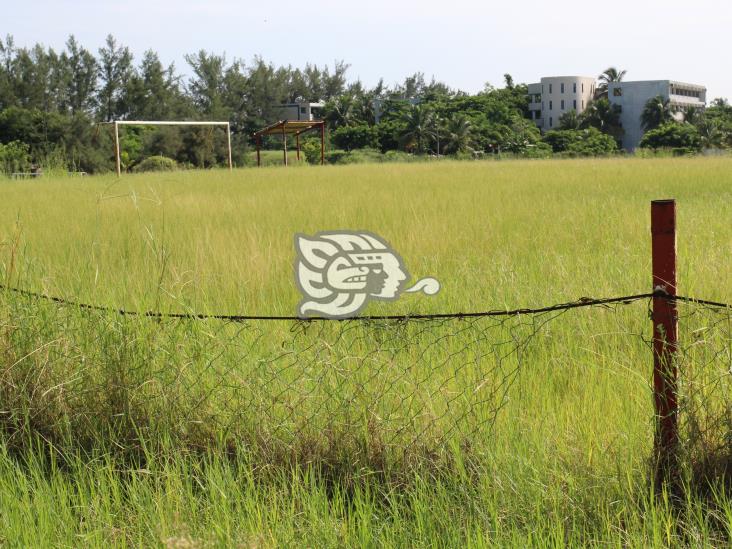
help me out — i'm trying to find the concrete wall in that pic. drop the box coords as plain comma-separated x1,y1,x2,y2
608,80,706,150
608,80,670,151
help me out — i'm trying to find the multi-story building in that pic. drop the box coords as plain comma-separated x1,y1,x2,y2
608,80,706,150
527,76,596,131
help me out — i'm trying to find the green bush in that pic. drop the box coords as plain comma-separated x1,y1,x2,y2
639,122,701,153
133,155,178,173
301,139,322,165
331,124,379,151
542,128,617,156
0,140,31,175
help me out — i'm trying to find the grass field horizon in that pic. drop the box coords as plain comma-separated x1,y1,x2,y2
1,157,731,546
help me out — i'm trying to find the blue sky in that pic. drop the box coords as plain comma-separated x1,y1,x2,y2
4,0,731,100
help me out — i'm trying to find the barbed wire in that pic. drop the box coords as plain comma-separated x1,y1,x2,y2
4,282,730,321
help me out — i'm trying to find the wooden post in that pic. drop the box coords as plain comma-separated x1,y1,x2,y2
114,121,121,177
226,122,233,171
256,135,261,167
651,199,679,488
296,133,301,161
320,122,325,165
282,126,288,166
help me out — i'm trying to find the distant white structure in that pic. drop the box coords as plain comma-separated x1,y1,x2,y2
608,80,706,151
527,76,596,131
276,101,324,122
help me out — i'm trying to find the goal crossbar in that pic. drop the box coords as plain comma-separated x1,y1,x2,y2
113,120,233,176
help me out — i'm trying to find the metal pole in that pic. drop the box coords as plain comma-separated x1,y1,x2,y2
651,199,679,488
282,126,288,166
256,135,261,167
296,133,300,161
226,122,233,171
114,121,121,177
320,122,325,165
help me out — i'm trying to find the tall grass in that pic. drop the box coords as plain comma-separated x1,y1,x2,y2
0,157,731,546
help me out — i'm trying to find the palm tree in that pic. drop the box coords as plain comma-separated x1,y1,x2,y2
641,96,674,131
580,98,623,143
683,106,702,126
398,105,436,154
322,95,355,129
696,118,726,149
595,67,627,99
559,109,581,130
442,115,473,154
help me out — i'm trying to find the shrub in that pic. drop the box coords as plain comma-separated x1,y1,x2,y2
301,139,322,165
0,141,32,175
133,155,178,173
639,122,701,153
542,127,617,156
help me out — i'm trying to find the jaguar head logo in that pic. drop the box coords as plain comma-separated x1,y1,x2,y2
295,231,439,318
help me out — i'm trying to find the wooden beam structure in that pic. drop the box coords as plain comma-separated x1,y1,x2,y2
252,120,326,167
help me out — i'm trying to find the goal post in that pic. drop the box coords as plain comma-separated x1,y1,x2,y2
113,120,233,176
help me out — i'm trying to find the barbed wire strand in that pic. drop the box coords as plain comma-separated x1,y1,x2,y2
6,283,728,322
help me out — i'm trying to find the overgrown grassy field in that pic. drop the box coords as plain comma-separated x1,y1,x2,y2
1,158,731,547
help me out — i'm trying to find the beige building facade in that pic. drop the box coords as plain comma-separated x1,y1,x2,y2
528,76,596,131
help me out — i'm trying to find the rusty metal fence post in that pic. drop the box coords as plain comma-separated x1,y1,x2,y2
651,199,679,487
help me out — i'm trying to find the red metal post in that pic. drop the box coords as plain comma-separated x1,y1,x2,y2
651,199,679,484
320,122,325,165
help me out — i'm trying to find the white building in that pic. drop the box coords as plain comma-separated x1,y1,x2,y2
608,80,706,151
276,101,324,122
527,76,596,131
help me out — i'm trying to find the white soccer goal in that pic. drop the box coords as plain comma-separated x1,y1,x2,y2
113,120,233,176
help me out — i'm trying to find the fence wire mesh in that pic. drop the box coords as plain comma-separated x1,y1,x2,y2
0,287,730,480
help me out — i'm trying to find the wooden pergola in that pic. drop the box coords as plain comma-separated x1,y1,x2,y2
252,120,325,166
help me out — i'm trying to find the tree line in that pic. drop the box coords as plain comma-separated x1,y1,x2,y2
0,35,730,174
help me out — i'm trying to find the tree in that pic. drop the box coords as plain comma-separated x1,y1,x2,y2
441,114,473,154
331,124,379,151
596,67,626,99
123,50,188,120
639,122,701,152
97,34,132,121
641,95,674,132
398,105,436,153
63,35,97,114
683,106,702,126
580,98,623,144
696,118,727,149
559,109,581,130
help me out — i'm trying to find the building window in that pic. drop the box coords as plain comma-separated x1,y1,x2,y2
613,88,623,97
561,100,565,110
561,83,565,93
573,82,577,93
573,99,577,110
549,83,552,93
582,83,584,93
549,117,553,127
300,106,307,113
549,100,553,110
